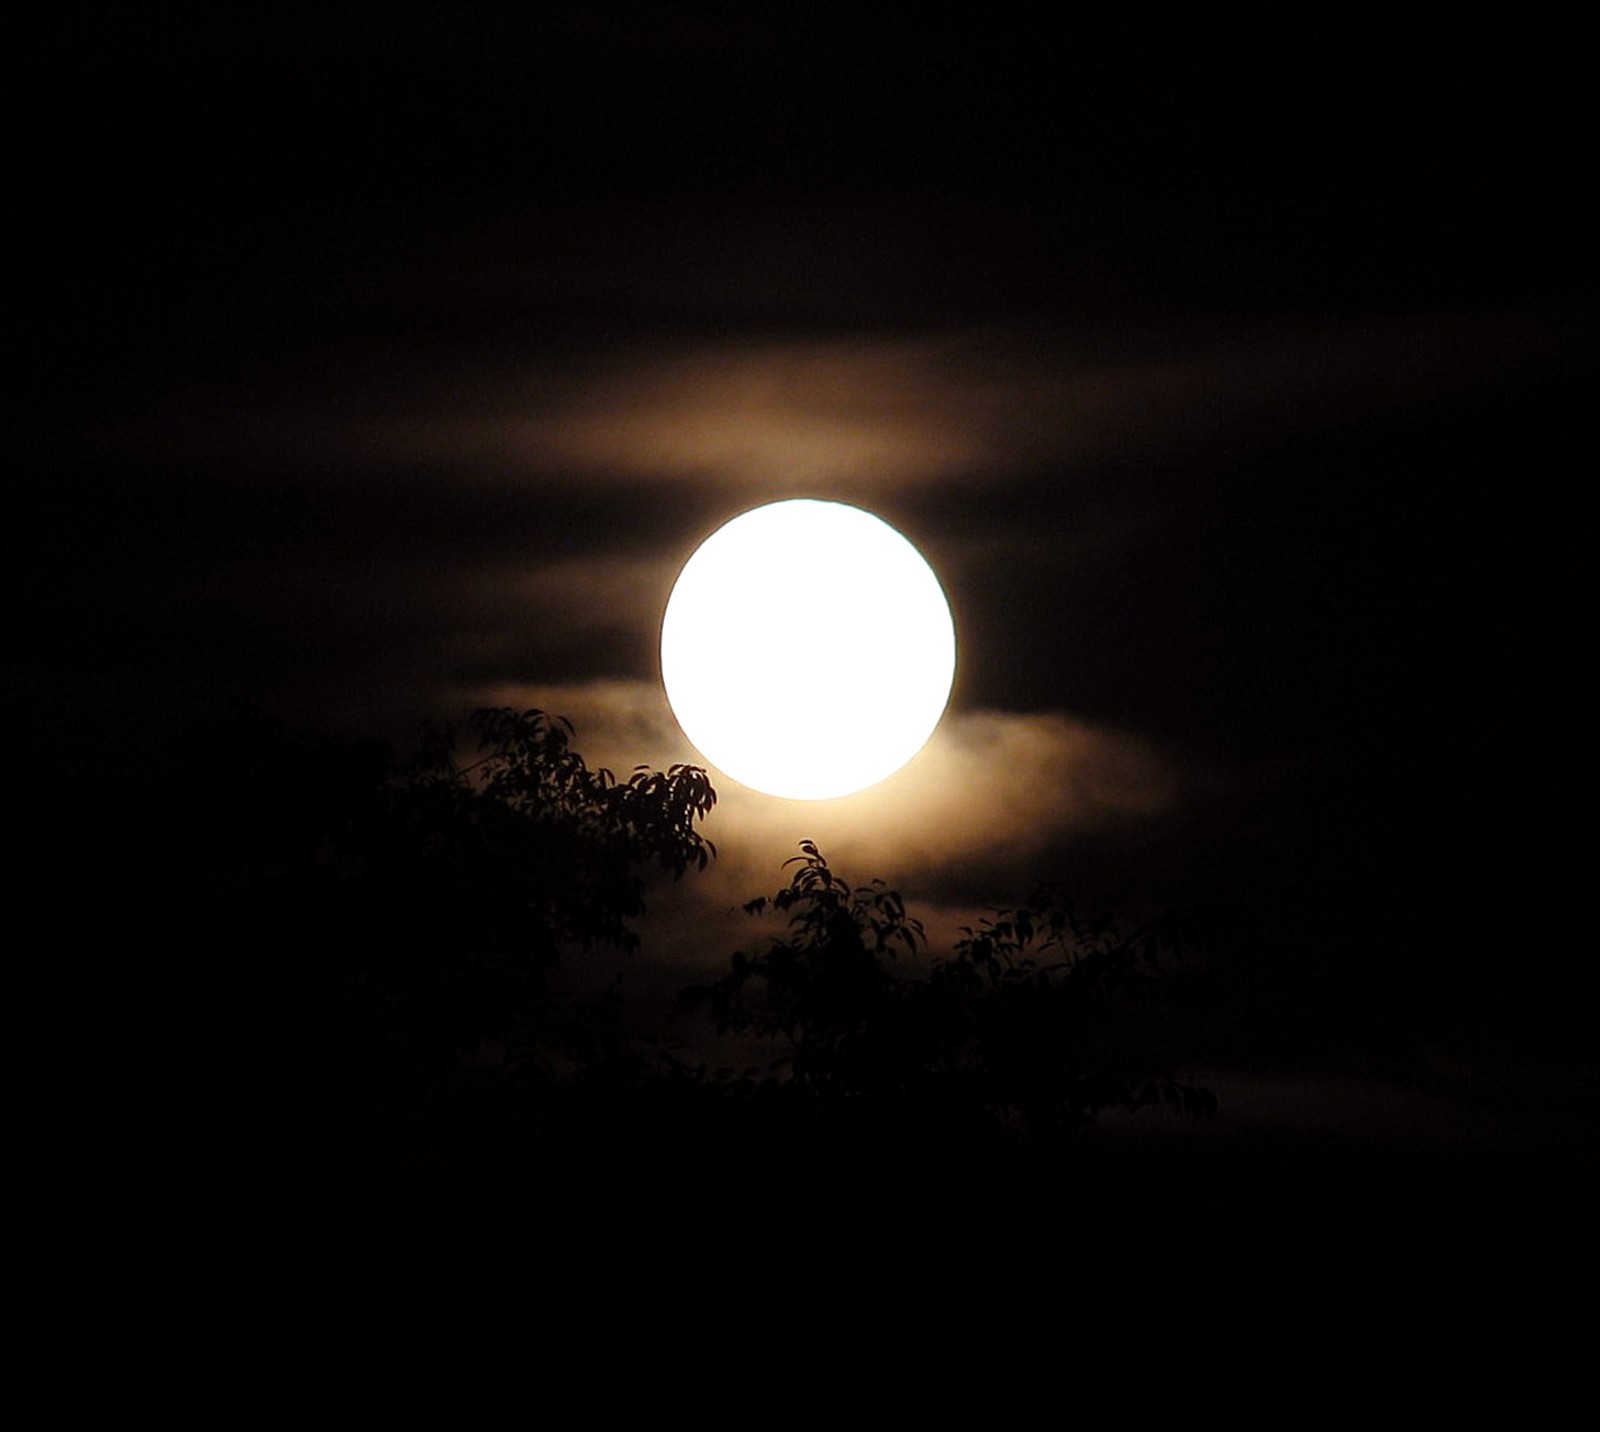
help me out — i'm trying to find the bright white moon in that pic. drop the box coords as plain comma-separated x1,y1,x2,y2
661,499,956,799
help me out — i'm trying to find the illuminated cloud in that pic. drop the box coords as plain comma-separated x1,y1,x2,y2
472,677,1178,932
83,310,1547,524
326,310,1547,496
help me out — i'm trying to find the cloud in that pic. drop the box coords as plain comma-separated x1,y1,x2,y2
331,309,1551,490
469,677,1179,946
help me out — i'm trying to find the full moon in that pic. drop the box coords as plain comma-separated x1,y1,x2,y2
661,499,956,800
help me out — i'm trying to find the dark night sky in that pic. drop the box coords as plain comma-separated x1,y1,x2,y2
14,6,1593,1195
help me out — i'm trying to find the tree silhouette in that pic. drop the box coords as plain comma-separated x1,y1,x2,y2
678,840,1216,1152
410,705,716,960
150,706,722,1307
143,707,1214,1310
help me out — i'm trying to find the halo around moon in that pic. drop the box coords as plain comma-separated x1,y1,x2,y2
660,498,956,799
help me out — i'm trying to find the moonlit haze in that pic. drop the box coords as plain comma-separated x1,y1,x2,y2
660,500,956,799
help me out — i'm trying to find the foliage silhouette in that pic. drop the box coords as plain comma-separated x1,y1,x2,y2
678,840,1216,1150
153,707,1218,1311
167,707,716,1203
411,705,716,958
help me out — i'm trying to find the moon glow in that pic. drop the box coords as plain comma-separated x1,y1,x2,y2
661,499,956,800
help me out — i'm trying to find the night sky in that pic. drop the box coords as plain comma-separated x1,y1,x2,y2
17,6,1594,1333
